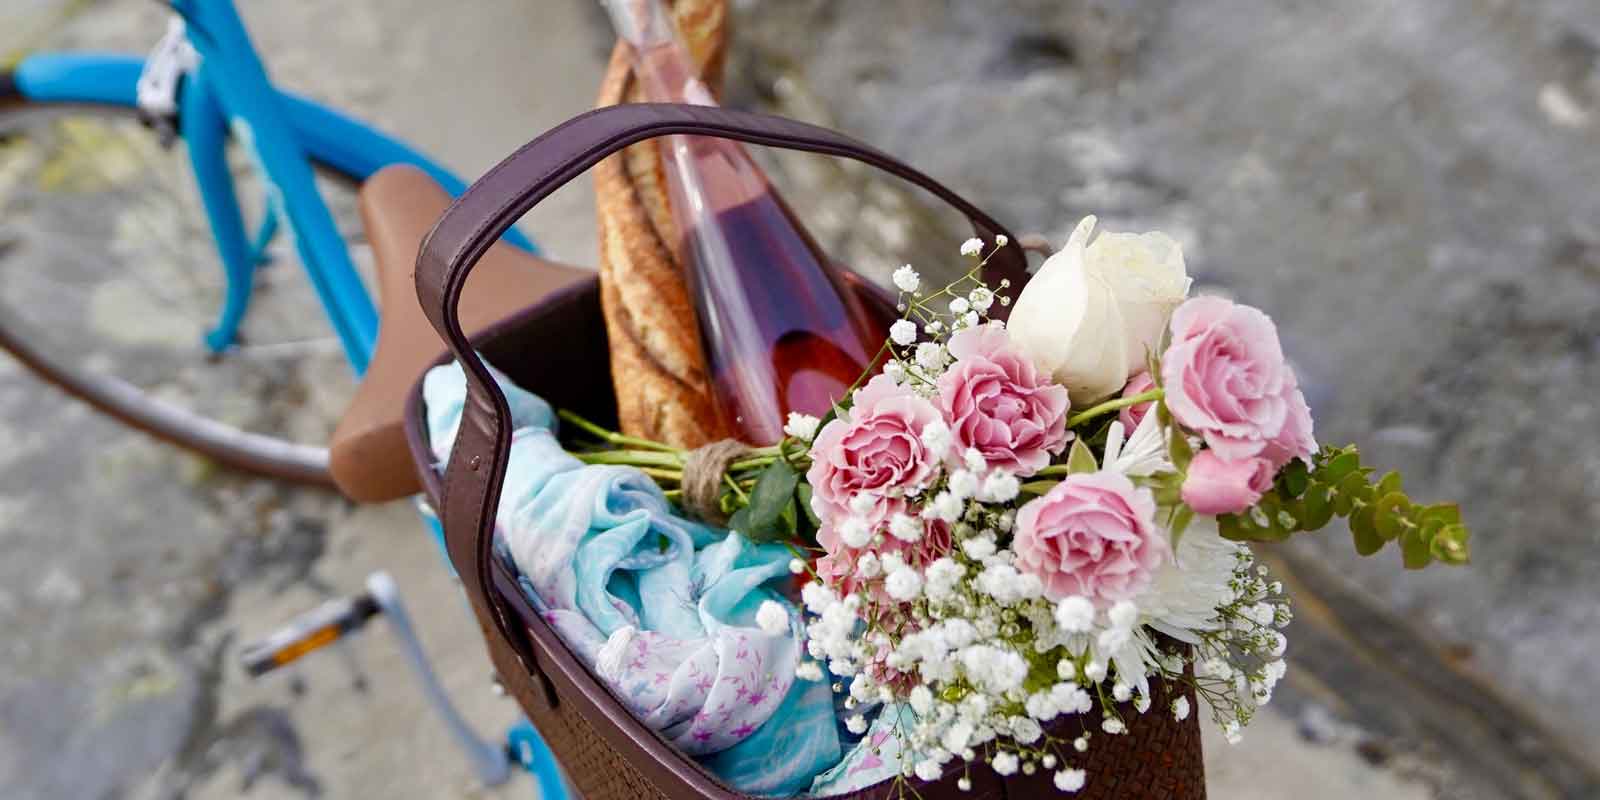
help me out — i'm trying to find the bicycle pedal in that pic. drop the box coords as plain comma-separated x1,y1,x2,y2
240,591,381,678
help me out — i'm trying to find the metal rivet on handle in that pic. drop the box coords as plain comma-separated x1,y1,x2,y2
469,456,482,471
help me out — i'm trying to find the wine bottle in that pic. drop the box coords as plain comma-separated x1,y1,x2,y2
602,0,886,445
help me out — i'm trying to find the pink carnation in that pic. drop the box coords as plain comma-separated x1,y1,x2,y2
806,374,944,528
936,323,1070,477
1182,451,1274,515
1161,296,1316,468
1118,371,1157,432
1014,472,1168,606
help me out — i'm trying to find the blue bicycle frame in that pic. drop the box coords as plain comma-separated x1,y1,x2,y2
8,0,534,373
7,2,560,793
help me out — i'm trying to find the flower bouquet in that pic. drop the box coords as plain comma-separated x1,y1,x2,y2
557,214,1472,795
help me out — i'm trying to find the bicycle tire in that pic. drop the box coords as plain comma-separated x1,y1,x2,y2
0,90,372,487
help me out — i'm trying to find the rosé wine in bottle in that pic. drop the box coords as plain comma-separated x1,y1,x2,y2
603,0,886,445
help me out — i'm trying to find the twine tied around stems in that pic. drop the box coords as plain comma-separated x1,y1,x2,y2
681,439,750,524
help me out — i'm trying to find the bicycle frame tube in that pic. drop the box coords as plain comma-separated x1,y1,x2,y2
10,52,535,248
173,0,377,371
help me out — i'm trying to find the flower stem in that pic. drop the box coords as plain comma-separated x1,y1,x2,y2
1065,389,1164,429
572,449,684,468
557,409,680,452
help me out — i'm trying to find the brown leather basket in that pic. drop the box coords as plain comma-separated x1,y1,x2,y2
402,103,1205,799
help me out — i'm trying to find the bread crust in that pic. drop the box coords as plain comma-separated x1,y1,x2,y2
593,0,731,447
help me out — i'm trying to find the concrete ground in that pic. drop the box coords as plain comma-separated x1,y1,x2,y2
2,1,1594,798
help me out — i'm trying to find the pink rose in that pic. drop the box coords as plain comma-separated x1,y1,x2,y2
807,374,944,526
1161,296,1316,468
937,323,1070,477
1181,451,1274,515
1118,371,1157,432
1014,472,1168,606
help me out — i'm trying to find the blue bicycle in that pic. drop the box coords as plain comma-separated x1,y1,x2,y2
1,1,574,795
0,0,545,486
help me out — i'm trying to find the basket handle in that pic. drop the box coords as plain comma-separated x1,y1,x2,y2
415,102,1028,711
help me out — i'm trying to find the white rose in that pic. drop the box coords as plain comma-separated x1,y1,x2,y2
1007,216,1190,404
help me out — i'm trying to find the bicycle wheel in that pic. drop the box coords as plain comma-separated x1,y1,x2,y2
0,99,371,486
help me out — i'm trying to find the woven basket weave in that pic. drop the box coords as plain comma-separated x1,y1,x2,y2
402,0,1207,794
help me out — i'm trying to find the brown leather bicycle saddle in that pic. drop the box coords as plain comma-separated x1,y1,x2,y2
326,165,586,503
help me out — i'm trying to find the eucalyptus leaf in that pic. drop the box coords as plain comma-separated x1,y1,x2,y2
1400,525,1432,569
1280,459,1310,498
1350,505,1383,555
1430,523,1470,565
1301,483,1334,530
1322,450,1362,483
1373,492,1412,540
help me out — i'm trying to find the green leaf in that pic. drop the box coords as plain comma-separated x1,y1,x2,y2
796,483,821,527
1020,480,1057,497
778,498,799,537
1169,505,1195,551
1400,525,1432,569
727,507,751,537
1377,470,1403,497
1350,504,1383,555
1417,503,1461,528
743,461,800,542
1321,450,1362,484
1279,459,1310,498
1373,493,1413,541
1167,429,1194,473
1218,513,1251,541
1067,438,1099,475
1301,483,1335,530
1430,523,1471,565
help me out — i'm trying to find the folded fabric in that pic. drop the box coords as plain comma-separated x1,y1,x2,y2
424,361,840,795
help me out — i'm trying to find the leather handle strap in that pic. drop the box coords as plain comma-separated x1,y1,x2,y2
415,103,1028,711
